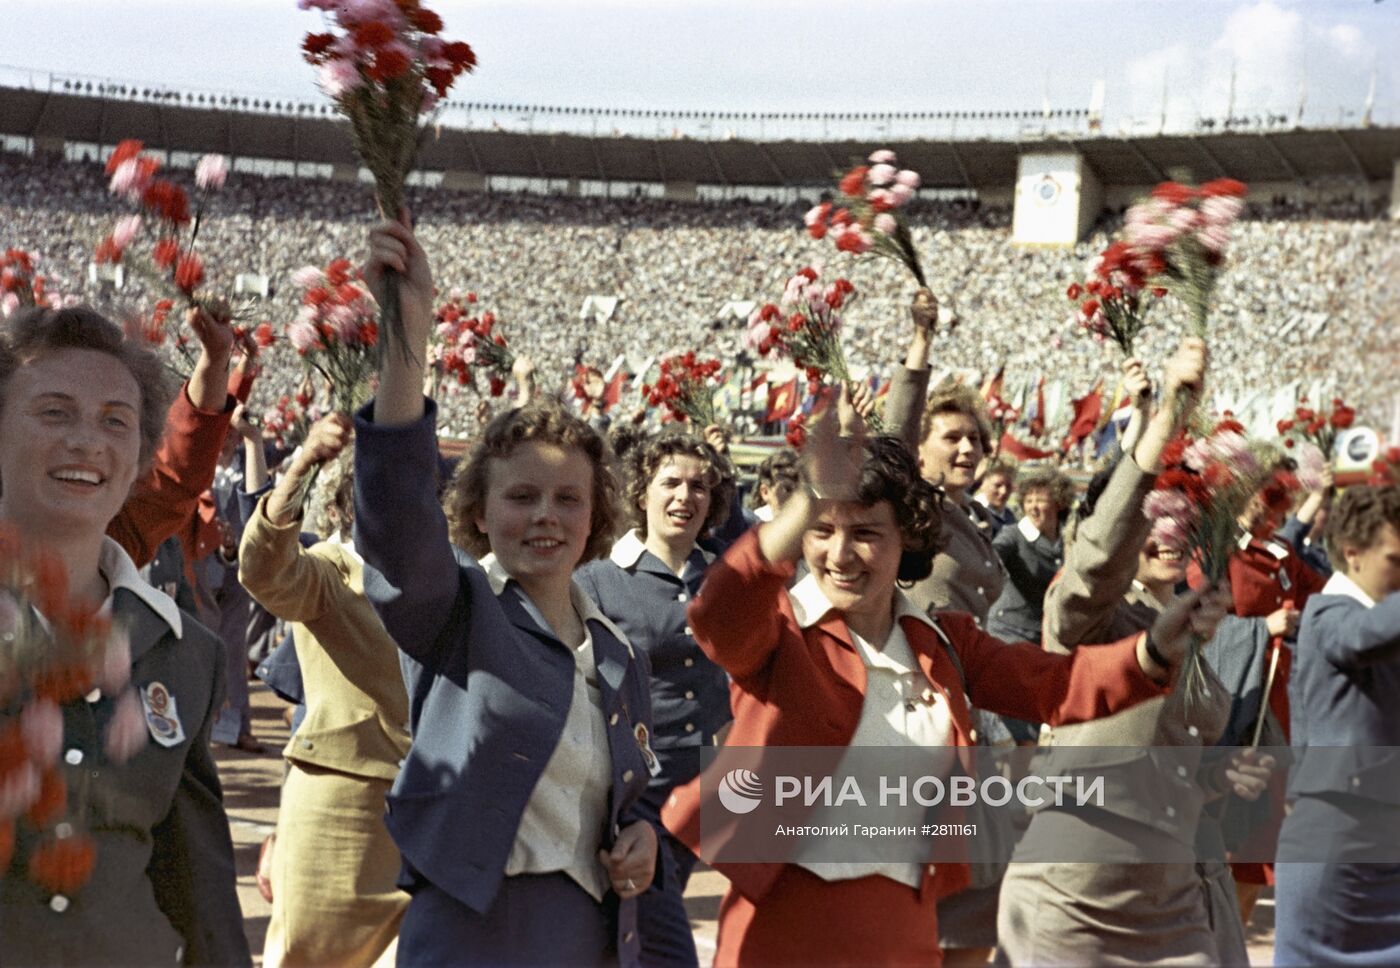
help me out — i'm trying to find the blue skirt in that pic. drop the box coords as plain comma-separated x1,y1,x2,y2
1275,796,1400,967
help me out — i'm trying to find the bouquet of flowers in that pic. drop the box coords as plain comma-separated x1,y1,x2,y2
641,352,722,426
299,0,476,352
287,259,380,414
0,249,73,318
1143,419,1284,710
1121,178,1248,334
1369,447,1400,487
986,394,1021,451
262,392,313,450
805,150,926,286
433,293,514,397
1276,396,1355,460
95,140,233,311
1066,242,1167,356
0,525,147,896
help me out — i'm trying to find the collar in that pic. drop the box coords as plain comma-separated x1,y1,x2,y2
1017,516,1041,543
787,571,938,633
608,528,712,573
326,530,363,566
102,537,183,639
1322,571,1376,608
479,552,630,650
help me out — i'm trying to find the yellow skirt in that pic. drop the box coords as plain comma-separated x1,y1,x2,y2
263,763,409,968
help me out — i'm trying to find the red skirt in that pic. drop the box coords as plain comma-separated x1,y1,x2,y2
716,865,942,967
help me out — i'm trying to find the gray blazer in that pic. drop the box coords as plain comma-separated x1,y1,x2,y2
986,518,1063,645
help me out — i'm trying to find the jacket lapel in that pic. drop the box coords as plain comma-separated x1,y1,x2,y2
114,586,173,664
587,618,630,698
814,612,865,695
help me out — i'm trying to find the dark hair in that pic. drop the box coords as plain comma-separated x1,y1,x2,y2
751,447,800,510
623,430,735,538
1325,485,1400,570
919,381,993,454
846,436,946,583
1017,467,1076,514
444,403,620,563
0,305,173,470
980,458,1016,485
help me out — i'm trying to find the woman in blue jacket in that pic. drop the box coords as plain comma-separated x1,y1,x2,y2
354,213,661,967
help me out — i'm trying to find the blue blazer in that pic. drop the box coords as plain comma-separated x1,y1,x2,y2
353,400,657,965
1288,583,1400,805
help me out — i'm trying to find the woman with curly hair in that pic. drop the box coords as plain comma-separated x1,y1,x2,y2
577,429,737,966
352,214,660,966
661,389,1232,967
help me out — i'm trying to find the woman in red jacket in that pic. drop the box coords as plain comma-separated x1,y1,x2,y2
663,391,1231,967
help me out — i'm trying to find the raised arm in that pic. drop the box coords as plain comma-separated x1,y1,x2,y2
240,415,353,624
1043,338,1206,650
353,212,461,663
107,305,240,566
883,288,936,457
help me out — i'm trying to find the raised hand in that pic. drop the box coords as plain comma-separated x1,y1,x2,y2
802,384,866,503
230,403,260,442
1163,336,1208,418
1122,357,1152,403
1145,581,1233,670
364,208,435,358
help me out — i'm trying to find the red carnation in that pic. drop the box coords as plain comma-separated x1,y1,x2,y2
152,239,181,269
104,139,144,176
253,323,276,348
838,166,869,198
28,835,97,895
141,181,191,225
1330,407,1355,430
1066,283,1082,301
353,21,396,48
425,66,455,97
410,8,444,33
301,32,336,63
369,47,412,81
443,41,477,71
1200,178,1247,198
174,254,205,295
1150,181,1197,206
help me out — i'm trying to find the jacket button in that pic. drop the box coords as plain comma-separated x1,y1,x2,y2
927,864,937,874
610,713,619,726
1352,777,1362,788
1165,806,1176,818
64,749,84,766
684,626,692,636
1176,766,1189,778
622,770,635,783
677,592,688,602
969,729,979,743
1186,726,1199,738
684,690,695,700
624,931,636,943
684,658,695,668
685,723,695,733
50,895,69,913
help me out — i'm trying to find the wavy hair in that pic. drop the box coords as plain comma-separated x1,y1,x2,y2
622,430,735,539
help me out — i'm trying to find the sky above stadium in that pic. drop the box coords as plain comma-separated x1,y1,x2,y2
2,0,1396,132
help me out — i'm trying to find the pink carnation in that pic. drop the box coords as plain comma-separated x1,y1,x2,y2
1124,220,1179,251
868,149,897,164
873,213,897,235
104,690,148,764
894,169,921,190
288,320,322,354
194,154,229,191
1149,514,1191,552
20,699,63,765
291,266,324,289
889,183,915,207
1200,195,1244,226
108,158,153,201
112,215,142,250
318,58,363,98
98,626,132,696
867,163,897,187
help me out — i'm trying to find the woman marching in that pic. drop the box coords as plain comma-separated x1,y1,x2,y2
353,212,661,966
576,429,738,967
662,386,1233,967
0,306,248,965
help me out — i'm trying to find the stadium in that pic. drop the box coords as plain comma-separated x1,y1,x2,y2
2,70,1397,460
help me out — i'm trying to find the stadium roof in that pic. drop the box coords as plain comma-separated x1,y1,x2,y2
2,86,1397,189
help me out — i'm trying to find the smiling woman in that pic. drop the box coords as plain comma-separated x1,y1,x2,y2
0,306,249,965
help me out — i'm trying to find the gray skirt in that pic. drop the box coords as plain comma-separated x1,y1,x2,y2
995,809,1230,966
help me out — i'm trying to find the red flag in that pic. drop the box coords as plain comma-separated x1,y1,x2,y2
999,432,1055,461
764,377,800,423
1029,375,1046,438
980,365,1005,403
1068,379,1105,444
600,369,629,412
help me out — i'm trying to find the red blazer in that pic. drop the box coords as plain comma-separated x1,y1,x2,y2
662,528,1165,904
107,373,242,568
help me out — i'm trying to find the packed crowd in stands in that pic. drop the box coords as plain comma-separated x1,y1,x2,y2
1,148,1395,437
